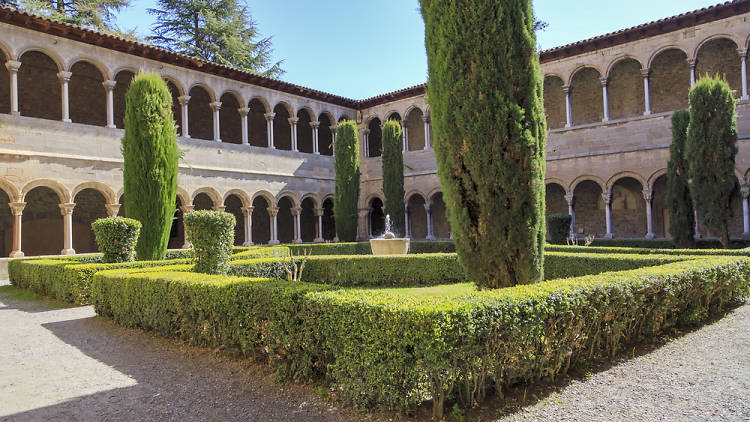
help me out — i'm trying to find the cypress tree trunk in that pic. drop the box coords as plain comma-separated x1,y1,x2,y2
666,109,695,248
421,0,546,287
381,120,406,236
122,72,179,260
334,120,360,242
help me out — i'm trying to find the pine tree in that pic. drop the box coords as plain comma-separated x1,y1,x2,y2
122,72,179,260
381,120,406,236
334,120,360,242
148,0,283,78
666,109,695,248
20,0,130,32
421,0,546,288
686,77,739,249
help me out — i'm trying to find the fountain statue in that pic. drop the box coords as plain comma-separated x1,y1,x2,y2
370,215,410,255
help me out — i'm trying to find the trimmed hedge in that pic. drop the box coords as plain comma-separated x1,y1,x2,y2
287,241,455,256
231,246,290,259
184,210,236,274
92,217,142,263
546,244,750,257
547,213,572,245
589,237,750,249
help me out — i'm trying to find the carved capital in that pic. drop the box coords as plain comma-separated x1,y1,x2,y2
564,193,575,206
102,79,117,91
687,59,697,69
313,207,324,217
213,205,226,212
264,112,275,121
642,189,653,202
5,60,21,72
59,202,76,215
209,101,222,112
290,206,302,217
739,49,748,60
241,206,255,216
742,185,750,199
267,206,279,217
238,107,249,117
310,121,320,129
178,95,191,106
562,85,572,95
105,203,120,217
362,128,370,135
329,125,337,132
640,67,651,78
57,71,72,82
288,117,299,125
422,115,430,123
9,201,26,216
599,77,609,87
601,192,612,205
180,205,194,214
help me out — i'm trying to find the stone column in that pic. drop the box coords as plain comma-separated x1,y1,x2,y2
602,191,613,238
58,71,72,123
314,207,324,242
402,119,409,152
357,208,369,240
311,121,320,154
739,49,749,101
9,201,25,258
180,205,194,248
239,107,249,145
178,95,191,138
641,68,652,116
643,189,655,239
6,60,21,115
694,210,702,239
59,202,76,255
565,193,575,237
105,203,120,217
600,77,610,122
404,203,411,238
743,186,750,237
210,101,222,142
289,117,299,152
425,202,435,240
213,204,226,212
688,59,697,87
423,115,431,150
268,206,280,245
330,125,337,153
241,206,254,246
291,207,302,243
562,85,573,128
362,129,370,157
265,112,275,148
103,79,116,128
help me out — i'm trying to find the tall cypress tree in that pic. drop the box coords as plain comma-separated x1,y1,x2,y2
421,0,546,288
334,120,360,242
122,72,179,260
666,109,695,248
381,120,406,236
685,77,739,249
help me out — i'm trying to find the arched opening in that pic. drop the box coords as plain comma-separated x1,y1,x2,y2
167,197,184,249
406,108,425,151
407,194,427,239
570,67,603,125
543,75,565,129
318,113,333,156
611,177,646,238
0,188,12,256
697,38,742,97
251,196,271,245
113,70,135,129
573,181,605,238
300,197,316,242
224,194,244,246
193,192,214,211
69,61,105,126
367,118,382,157
369,197,385,237
431,192,450,239
650,49,690,113
188,85,213,140
117,194,124,216
19,51,61,120
608,58,644,120
248,98,267,147
386,112,401,123
297,109,314,153
273,104,292,150
338,115,350,123
0,49,10,114
322,198,335,240
651,175,668,238
545,183,568,215
219,93,242,144
72,188,107,253
166,81,182,135
23,186,63,256
277,196,295,243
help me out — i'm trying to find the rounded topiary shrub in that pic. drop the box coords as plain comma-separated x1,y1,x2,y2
546,213,572,245
92,217,142,263
183,210,236,274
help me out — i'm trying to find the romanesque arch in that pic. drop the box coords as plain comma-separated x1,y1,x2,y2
322,197,335,240
367,117,382,158
430,192,450,239
224,193,245,245
297,108,314,153
651,174,668,238
188,85,214,140
165,79,183,135
113,69,135,129
69,60,106,126
649,48,690,113
608,57,644,120
22,186,63,256
18,50,61,121
406,107,425,151
570,67,603,125
573,180,605,237
696,37,742,97
167,196,184,249
219,92,242,144
273,103,292,150
407,193,427,239
318,112,334,156
300,196,317,242
543,75,565,129
545,182,567,215
369,196,385,237
72,188,107,253
611,176,646,238
251,195,271,244
277,195,295,243
193,192,215,211
248,98,267,147
0,48,10,114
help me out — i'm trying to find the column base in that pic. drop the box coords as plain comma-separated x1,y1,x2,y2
60,248,76,256
10,111,20,116
182,242,192,249
62,119,72,123
314,151,320,155
333,236,339,243
743,232,750,238
293,239,302,244
742,95,749,101
106,124,116,129
694,233,703,240
603,233,614,239
426,235,436,241
9,250,24,258
645,233,655,239
313,237,324,243
242,241,254,247
269,240,280,245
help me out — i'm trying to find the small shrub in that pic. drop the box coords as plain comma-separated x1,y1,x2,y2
91,217,142,263
183,210,236,274
547,213,571,245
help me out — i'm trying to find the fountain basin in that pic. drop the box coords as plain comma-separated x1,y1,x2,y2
370,238,410,255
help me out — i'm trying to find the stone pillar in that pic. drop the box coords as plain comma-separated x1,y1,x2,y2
688,59,697,87
402,120,409,152
694,210,702,239
178,95,191,138
289,117,299,152
562,85,573,128
565,193,575,237
265,112,275,148
602,191,613,238
743,186,750,237
425,202,435,240
210,101,222,142
363,128,370,157
241,206,254,246
357,208,369,240
180,205,194,248
314,207,324,242
291,207,302,243
641,68,652,116
268,206,280,245
9,201,25,258
59,202,76,255
423,115,431,150
311,121,320,154
740,49,749,101
58,71,72,123
103,79,116,128
600,77,610,122
6,60,21,115
330,125,337,153
213,204,226,212
105,203,120,217
643,189,655,239
239,107,249,145
404,204,411,238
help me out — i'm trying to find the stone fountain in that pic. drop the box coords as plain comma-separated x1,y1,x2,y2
370,215,410,255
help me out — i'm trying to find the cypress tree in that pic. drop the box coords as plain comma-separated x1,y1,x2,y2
334,120,360,242
122,72,179,260
421,0,546,288
666,109,695,248
381,120,406,236
685,77,739,249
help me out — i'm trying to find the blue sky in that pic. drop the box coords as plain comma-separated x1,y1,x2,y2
116,0,718,99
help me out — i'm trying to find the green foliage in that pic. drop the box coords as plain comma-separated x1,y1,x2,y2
19,0,131,33
334,120,360,242
183,210,236,274
421,0,547,288
686,77,739,248
547,243,750,257
546,213,572,245
91,217,141,263
381,120,406,236
231,246,291,259
666,109,695,248
122,72,179,261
